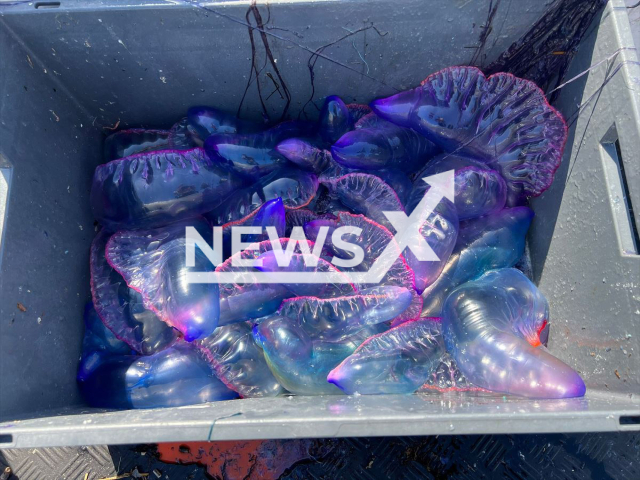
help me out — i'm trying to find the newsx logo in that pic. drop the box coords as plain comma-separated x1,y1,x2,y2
185,171,455,285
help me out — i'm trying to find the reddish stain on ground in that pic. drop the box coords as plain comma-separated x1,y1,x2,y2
157,439,317,479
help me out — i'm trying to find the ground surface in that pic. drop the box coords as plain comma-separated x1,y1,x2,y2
0,433,639,480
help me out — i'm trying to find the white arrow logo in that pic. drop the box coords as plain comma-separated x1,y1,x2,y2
186,170,455,284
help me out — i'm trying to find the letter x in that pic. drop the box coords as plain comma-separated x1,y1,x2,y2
382,171,455,262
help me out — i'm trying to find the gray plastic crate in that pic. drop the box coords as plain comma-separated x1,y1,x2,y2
0,0,638,448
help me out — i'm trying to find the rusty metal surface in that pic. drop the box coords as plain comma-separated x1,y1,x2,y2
1,433,639,480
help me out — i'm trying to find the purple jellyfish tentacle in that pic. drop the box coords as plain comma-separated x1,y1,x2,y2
370,66,568,197
441,268,586,398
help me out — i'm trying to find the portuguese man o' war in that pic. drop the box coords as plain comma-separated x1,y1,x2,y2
90,229,179,354
328,317,444,395
78,342,238,409
91,147,246,230
417,154,507,220
82,64,584,410
82,302,133,357
276,138,334,173
206,167,318,225
403,173,459,295
103,129,171,161
442,269,585,398
278,286,413,342
195,323,284,398
216,239,297,325
319,95,352,144
253,315,378,395
421,206,534,317
321,173,404,231
218,198,286,260
204,122,315,179
371,66,568,199
331,118,438,172
105,218,220,341
187,105,262,140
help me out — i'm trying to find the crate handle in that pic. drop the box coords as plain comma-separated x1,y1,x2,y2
600,124,640,256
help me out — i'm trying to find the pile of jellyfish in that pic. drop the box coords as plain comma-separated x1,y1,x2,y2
80,65,585,409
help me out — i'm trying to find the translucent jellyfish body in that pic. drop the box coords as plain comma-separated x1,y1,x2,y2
328,317,444,394
103,129,170,161
90,230,179,354
371,66,567,197
276,138,334,173
196,323,283,398
218,198,286,260
204,122,314,179
421,206,534,316
319,95,352,144
330,212,423,323
402,173,459,294
91,148,246,230
106,218,219,341
78,343,238,409
255,251,357,298
442,268,586,398
418,154,507,220
206,168,318,225
278,286,413,342
331,119,438,172
81,302,132,356
216,239,298,324
187,106,262,140
321,173,404,231
253,315,379,395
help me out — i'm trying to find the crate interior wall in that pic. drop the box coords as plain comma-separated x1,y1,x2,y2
0,0,638,447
